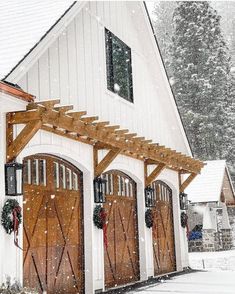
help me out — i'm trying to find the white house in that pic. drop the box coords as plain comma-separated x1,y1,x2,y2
186,160,235,251
0,2,204,293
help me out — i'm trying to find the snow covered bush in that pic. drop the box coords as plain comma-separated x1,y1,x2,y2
0,277,38,294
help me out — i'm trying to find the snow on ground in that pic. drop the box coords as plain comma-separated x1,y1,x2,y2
127,271,235,293
127,250,235,293
189,249,235,271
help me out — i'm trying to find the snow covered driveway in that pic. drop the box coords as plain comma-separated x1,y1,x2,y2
127,250,235,293
189,249,235,271
127,271,235,293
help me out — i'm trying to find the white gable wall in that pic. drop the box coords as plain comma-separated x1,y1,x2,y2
17,1,190,155
0,94,27,285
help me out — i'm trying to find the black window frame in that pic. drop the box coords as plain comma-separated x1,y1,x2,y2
105,28,134,103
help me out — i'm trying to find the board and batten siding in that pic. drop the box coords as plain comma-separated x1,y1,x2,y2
17,1,189,154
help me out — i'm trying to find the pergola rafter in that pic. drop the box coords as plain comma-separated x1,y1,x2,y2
6,100,205,182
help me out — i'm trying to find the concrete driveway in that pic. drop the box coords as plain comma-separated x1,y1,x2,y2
127,271,235,293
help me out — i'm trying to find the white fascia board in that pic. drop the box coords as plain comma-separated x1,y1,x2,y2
0,92,27,112
7,1,87,84
218,167,226,202
140,2,192,156
225,165,235,198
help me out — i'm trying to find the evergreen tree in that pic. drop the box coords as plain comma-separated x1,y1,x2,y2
152,1,176,75
171,1,234,164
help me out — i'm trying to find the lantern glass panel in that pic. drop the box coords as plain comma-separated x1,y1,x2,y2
16,168,23,195
145,186,155,207
94,177,106,203
6,166,16,195
5,162,23,196
180,192,188,210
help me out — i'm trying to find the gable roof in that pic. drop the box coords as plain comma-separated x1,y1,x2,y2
0,1,192,156
0,1,74,80
186,160,234,203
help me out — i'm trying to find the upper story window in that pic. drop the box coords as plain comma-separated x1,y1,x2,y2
105,28,133,102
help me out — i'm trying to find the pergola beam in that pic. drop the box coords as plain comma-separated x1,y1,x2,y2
180,172,197,192
6,101,204,175
94,146,121,177
7,120,42,162
145,163,166,187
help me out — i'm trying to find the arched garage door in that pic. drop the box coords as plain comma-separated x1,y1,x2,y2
103,170,140,288
152,180,176,276
23,154,84,294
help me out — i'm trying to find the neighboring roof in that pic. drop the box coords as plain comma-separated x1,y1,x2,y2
0,1,74,80
186,160,228,203
0,81,34,102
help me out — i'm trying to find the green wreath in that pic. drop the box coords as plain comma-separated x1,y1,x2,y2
1,199,22,234
93,205,106,229
145,208,153,228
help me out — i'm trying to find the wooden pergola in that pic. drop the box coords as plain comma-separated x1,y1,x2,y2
6,100,205,192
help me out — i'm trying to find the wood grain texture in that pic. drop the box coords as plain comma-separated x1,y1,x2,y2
145,163,166,187
180,173,197,192
7,102,204,173
7,120,42,162
103,170,140,289
23,154,84,294
94,147,121,177
152,180,176,276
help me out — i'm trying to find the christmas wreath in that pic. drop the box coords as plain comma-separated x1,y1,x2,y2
93,205,106,229
1,199,22,234
1,199,22,249
145,208,153,228
181,211,188,228
93,205,108,248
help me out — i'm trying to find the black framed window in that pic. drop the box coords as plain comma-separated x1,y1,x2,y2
105,28,133,102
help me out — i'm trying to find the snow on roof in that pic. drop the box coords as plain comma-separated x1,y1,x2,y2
186,160,226,203
0,1,74,80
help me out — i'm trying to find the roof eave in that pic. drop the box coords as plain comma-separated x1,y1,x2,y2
0,81,34,102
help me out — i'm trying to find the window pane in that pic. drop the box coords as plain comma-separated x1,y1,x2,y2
60,164,66,189
54,162,59,189
66,168,72,190
112,38,132,100
105,29,133,102
39,159,46,186
125,178,129,197
24,159,31,184
73,172,78,191
117,175,122,196
32,159,39,185
129,182,133,197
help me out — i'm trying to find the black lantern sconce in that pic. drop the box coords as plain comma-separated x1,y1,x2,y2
145,186,155,208
5,162,23,196
179,192,188,210
94,177,107,203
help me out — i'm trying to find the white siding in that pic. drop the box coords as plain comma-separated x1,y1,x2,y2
17,1,189,154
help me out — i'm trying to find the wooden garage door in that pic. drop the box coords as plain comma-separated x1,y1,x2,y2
23,155,84,294
152,181,176,276
103,171,140,288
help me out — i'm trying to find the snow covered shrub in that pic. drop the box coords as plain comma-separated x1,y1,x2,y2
0,277,38,294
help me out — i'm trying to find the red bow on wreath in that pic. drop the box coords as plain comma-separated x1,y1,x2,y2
12,206,22,250
100,208,108,249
